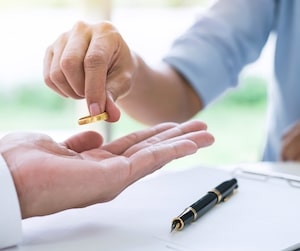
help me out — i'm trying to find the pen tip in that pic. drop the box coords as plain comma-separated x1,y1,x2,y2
170,221,180,232
170,222,176,232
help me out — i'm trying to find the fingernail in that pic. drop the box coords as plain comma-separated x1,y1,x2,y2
89,103,101,116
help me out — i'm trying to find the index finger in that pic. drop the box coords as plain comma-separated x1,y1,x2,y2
84,23,119,116
59,22,92,98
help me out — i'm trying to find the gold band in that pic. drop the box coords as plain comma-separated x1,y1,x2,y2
188,207,198,221
211,188,222,203
78,112,108,125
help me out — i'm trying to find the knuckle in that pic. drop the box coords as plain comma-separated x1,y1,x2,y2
97,20,116,32
60,55,81,73
94,21,121,44
84,53,105,69
72,20,88,32
49,68,65,83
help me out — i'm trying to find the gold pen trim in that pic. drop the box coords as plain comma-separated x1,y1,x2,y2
211,188,222,203
188,207,198,221
172,217,184,231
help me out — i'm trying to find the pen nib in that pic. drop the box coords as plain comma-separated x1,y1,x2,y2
170,220,181,232
170,223,176,232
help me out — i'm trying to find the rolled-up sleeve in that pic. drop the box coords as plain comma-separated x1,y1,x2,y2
0,155,22,249
164,0,275,106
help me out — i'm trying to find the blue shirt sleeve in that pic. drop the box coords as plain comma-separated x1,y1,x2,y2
163,0,275,106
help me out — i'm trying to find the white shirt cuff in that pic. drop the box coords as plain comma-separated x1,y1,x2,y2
0,154,22,249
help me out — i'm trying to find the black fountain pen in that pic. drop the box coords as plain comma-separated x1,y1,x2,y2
171,178,238,232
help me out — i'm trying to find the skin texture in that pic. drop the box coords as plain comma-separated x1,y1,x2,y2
0,120,214,219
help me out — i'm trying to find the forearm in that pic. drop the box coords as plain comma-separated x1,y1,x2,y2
118,54,202,125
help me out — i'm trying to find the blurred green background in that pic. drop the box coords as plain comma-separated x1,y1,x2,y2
0,0,269,168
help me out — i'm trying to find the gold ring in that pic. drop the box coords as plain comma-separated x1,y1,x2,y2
78,112,108,125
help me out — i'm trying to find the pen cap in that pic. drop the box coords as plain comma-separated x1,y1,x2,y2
215,178,238,200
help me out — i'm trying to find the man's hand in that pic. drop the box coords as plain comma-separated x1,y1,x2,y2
281,121,300,161
44,21,135,121
0,120,214,219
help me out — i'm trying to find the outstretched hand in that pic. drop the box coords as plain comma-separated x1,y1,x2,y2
0,120,214,219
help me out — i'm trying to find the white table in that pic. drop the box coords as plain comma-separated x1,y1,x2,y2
7,162,300,251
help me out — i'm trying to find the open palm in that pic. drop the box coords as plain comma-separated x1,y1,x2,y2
0,120,213,219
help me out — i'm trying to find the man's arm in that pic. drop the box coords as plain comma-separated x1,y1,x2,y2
43,0,274,125
117,57,202,125
43,21,202,125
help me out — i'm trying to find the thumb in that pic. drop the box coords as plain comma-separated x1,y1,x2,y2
105,92,121,122
63,131,103,153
